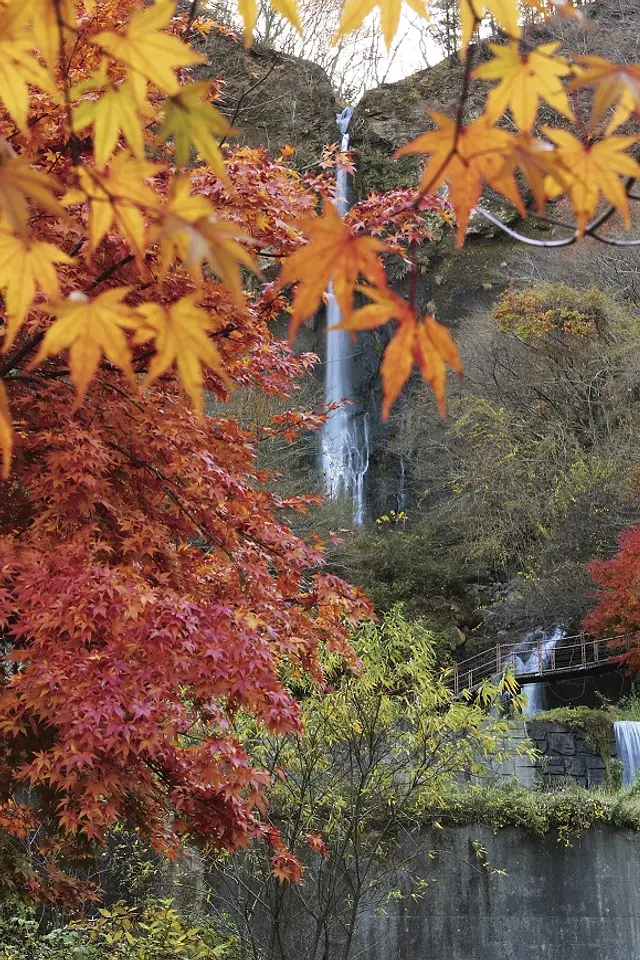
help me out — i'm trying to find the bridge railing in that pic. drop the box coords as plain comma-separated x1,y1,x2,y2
448,632,636,697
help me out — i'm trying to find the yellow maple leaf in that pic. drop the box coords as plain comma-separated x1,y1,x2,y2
31,288,137,402
397,112,522,244
158,176,258,302
15,0,77,69
0,8,60,132
134,296,230,412
459,0,520,54
71,70,152,170
473,41,573,131
569,56,640,133
334,0,428,49
498,131,560,212
157,82,232,177
542,128,640,236
0,141,66,233
236,0,301,45
522,0,582,20
94,0,205,103
236,0,257,45
274,201,388,341
69,154,162,261
342,286,462,419
0,380,12,480
0,225,73,347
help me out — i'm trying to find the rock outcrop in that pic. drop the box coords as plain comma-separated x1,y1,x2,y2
193,29,340,169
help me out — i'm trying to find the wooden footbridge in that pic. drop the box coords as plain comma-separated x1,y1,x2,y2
450,632,638,697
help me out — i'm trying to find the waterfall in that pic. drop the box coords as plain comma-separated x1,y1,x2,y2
397,457,406,513
614,721,640,787
321,107,370,526
514,626,565,715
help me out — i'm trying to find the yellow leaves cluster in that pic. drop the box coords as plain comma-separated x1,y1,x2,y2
93,0,204,103
570,57,640,133
397,61,640,242
398,112,523,244
0,225,72,346
67,154,161,262
274,207,461,418
158,176,258,302
274,202,387,341
0,0,637,476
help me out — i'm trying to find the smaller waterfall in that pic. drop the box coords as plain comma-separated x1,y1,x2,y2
614,721,640,787
321,106,370,525
515,626,565,715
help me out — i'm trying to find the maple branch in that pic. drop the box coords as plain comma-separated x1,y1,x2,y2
87,255,135,290
105,441,242,575
53,0,80,165
182,0,201,37
475,177,640,246
0,334,44,379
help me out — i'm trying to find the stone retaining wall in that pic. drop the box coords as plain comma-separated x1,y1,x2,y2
481,721,615,789
525,720,615,789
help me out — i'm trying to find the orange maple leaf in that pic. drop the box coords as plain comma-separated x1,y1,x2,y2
569,56,640,133
499,131,561,213
397,112,522,245
271,850,303,884
338,286,462,419
0,380,12,479
542,128,640,236
306,832,329,859
275,202,388,341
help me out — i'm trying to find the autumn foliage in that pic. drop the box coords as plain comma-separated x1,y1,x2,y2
584,527,640,672
0,0,637,901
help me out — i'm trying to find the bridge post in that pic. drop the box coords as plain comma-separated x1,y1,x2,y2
453,662,459,696
537,637,542,673
581,632,586,667
496,644,501,673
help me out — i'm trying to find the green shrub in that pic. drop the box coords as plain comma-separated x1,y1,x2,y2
421,783,616,846
0,899,238,960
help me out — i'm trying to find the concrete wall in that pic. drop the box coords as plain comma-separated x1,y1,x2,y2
356,826,640,960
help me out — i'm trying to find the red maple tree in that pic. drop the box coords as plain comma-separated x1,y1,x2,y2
584,527,640,672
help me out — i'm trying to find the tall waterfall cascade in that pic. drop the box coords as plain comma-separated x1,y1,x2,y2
514,626,565,715
614,721,640,787
321,107,370,526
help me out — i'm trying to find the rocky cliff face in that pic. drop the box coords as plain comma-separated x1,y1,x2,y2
193,28,340,169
